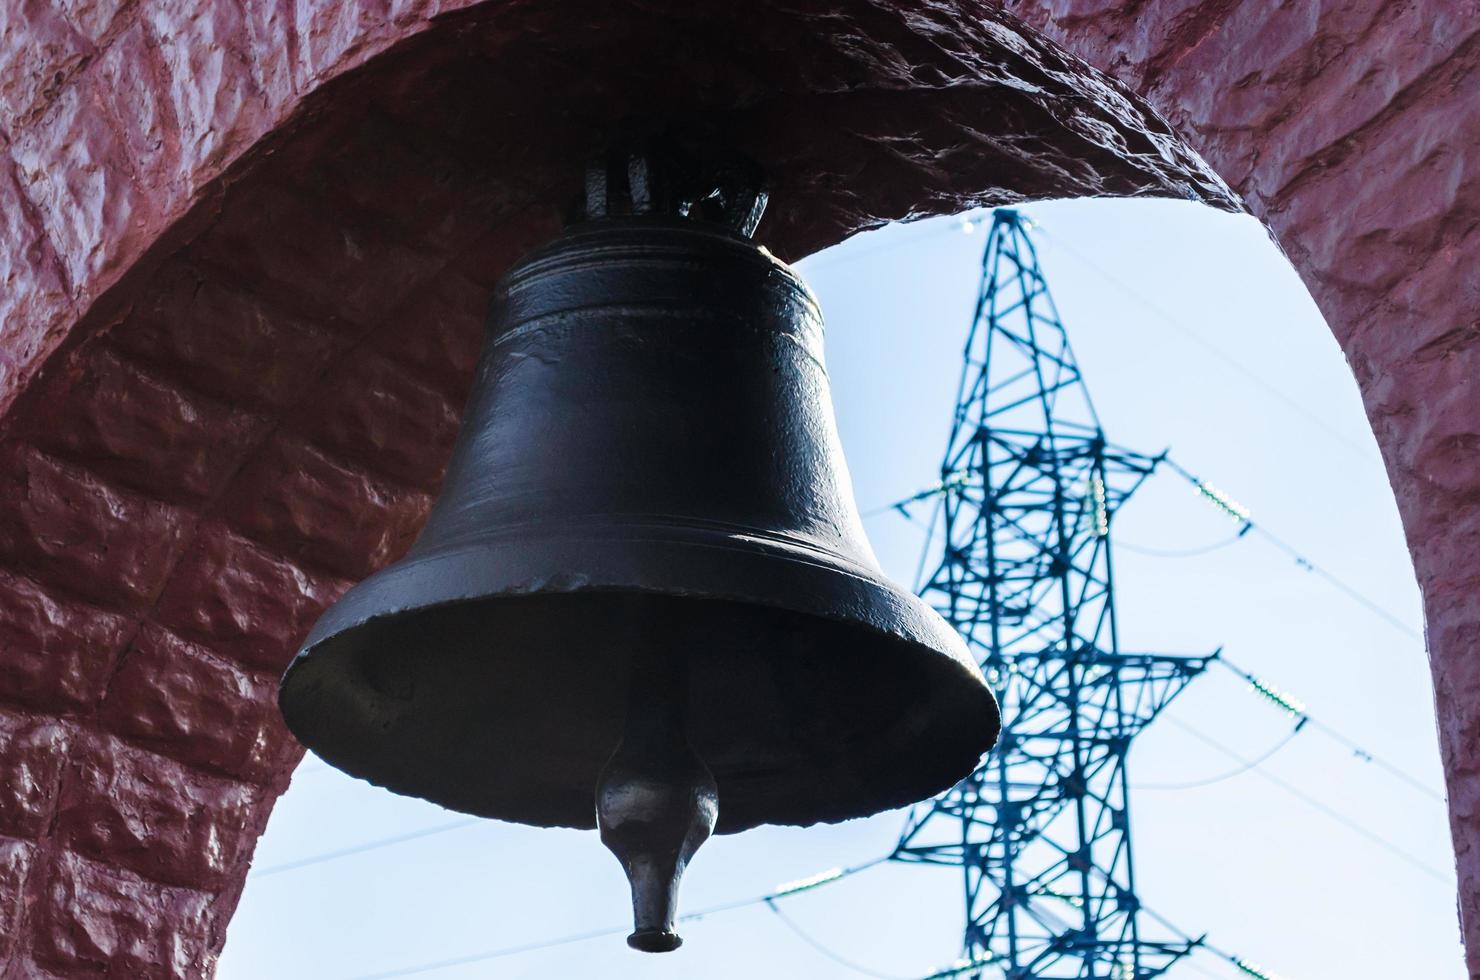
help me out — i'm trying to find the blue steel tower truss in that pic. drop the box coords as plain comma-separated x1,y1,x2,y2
893,210,1213,980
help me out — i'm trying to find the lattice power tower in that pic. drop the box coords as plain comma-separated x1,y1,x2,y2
894,210,1214,979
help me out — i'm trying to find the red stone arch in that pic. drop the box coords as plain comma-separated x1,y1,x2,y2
0,2,1472,976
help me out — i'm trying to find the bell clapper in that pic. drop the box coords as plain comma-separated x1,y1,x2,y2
596,641,718,953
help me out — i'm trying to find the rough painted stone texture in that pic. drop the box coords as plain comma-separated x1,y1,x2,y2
0,1,1471,977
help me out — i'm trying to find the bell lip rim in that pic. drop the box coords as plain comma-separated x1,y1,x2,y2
285,524,980,678
279,579,1001,835
283,585,993,737
278,528,1001,833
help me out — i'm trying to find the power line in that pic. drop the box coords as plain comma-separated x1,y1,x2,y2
349,857,889,979
1250,523,1420,640
1135,655,1443,804
765,900,910,980
1159,457,1421,644
994,218,1419,642
820,206,1385,493
1165,716,1451,884
1135,728,1301,791
348,922,628,979
266,659,1447,906
248,818,481,879
796,212,988,277
1114,532,1247,558
1180,958,1241,980
343,850,1283,980
1137,906,1293,980
1028,223,1384,471
862,471,973,520
1213,656,1444,804
873,457,1423,647
267,705,1392,976
865,450,1446,878
1109,459,1439,801
816,207,1379,488
889,901,1284,980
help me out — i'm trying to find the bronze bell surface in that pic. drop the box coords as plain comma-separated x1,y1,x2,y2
279,184,1000,950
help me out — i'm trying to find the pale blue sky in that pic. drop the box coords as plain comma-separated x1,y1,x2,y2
219,199,1462,980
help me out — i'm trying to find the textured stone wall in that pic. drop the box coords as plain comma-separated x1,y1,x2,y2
0,0,1472,976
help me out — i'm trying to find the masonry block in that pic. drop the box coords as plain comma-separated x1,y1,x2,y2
151,521,349,673
0,836,36,962
0,711,72,840
54,733,262,891
291,346,461,493
193,181,445,328
8,76,158,291
367,272,489,405
110,263,349,414
220,434,430,580
0,0,90,132
141,0,274,179
19,346,268,506
0,570,130,713
0,445,191,613
91,22,180,202
0,161,72,400
100,624,300,784
29,850,219,979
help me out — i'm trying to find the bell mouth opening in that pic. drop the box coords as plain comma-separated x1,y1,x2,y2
279,588,998,834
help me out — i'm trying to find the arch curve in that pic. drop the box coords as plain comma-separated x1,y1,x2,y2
0,1,1472,975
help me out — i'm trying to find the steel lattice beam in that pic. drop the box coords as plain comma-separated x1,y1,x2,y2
894,210,1212,980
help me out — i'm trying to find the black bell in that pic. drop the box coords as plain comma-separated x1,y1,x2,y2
279,176,999,950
